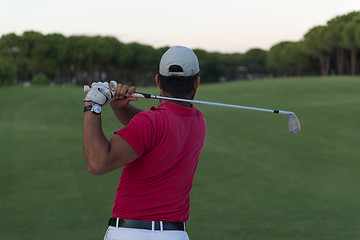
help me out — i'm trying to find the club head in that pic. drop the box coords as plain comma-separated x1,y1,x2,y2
288,114,301,134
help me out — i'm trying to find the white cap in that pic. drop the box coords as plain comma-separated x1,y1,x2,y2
159,46,200,77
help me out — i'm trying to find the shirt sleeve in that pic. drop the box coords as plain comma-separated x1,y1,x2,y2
114,112,154,157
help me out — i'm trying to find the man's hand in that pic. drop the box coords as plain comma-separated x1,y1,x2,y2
84,81,117,106
109,82,143,125
110,82,138,109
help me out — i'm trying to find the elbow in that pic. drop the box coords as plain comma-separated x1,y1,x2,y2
85,158,108,176
87,165,106,175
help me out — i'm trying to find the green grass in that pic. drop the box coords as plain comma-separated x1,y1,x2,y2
1,76,360,239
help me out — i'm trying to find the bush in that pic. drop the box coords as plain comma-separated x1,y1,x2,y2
0,58,15,85
32,73,50,85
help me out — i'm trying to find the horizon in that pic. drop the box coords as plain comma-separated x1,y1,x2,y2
1,0,359,53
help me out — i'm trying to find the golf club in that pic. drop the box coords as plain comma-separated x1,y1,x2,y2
84,85,301,134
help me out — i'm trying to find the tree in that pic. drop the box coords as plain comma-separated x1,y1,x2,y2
326,12,359,75
243,48,267,76
267,41,316,76
0,33,23,84
341,12,360,75
43,33,68,83
303,26,333,75
0,58,15,85
106,37,129,81
283,41,318,75
21,31,55,81
194,49,226,82
123,43,158,85
221,53,245,80
267,42,289,75
67,36,93,84
355,16,360,54
87,36,113,76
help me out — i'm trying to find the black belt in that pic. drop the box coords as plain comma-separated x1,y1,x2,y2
108,218,185,231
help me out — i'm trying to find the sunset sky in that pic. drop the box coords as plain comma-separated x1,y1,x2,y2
1,0,359,53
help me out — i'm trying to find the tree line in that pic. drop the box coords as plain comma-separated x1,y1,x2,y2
270,11,360,76
0,11,359,86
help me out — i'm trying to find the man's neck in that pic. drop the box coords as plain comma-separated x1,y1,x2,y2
159,92,192,108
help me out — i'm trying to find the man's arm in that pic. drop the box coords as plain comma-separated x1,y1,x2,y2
110,83,144,125
83,102,138,175
111,104,143,126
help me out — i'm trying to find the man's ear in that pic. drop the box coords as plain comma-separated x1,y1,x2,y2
155,74,162,90
194,76,200,92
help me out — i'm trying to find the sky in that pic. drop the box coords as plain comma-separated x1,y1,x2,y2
1,0,359,53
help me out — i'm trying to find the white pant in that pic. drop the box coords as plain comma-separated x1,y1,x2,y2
104,226,190,240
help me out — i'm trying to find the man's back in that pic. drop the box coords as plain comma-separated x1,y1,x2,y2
113,102,206,222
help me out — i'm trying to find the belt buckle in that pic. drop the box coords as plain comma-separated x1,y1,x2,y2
154,221,160,231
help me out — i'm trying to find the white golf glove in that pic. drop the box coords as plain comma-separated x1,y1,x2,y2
84,81,118,106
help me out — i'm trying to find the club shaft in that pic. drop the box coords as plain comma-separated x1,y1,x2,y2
83,86,294,115
84,85,300,133
147,94,294,115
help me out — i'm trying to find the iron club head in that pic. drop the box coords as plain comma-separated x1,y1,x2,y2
288,114,301,134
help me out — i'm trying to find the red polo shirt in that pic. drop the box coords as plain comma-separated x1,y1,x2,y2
113,102,206,222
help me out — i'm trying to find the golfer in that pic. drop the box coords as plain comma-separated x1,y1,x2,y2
83,46,207,240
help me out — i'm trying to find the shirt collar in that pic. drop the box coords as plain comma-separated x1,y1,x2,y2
151,102,197,116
